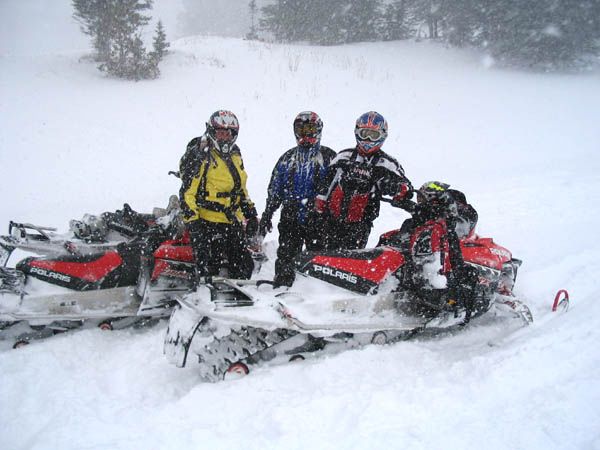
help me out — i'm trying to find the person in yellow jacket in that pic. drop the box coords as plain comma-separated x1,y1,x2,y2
179,110,259,280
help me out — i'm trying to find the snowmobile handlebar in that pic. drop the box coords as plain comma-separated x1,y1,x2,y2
381,197,417,213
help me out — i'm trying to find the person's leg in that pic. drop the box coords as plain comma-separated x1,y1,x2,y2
187,219,216,277
329,222,371,250
353,222,373,249
227,223,254,279
274,220,304,287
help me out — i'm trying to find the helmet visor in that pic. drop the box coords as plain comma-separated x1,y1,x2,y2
295,122,319,136
417,182,450,204
214,128,235,143
416,191,430,204
357,128,385,142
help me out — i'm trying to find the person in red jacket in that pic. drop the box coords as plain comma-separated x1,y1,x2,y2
315,111,413,250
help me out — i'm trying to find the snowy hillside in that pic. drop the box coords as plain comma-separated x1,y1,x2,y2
1,1,600,449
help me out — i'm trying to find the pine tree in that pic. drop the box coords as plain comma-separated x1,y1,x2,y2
72,0,169,80
380,0,413,41
337,0,382,43
246,0,259,40
474,0,600,69
151,20,169,59
257,0,599,68
442,0,476,47
259,0,376,45
411,0,443,39
147,20,169,78
73,0,112,61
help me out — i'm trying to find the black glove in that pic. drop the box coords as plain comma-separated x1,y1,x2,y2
258,213,273,237
391,198,417,213
245,216,259,239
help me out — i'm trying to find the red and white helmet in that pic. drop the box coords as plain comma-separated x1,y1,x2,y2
293,111,323,147
207,110,240,154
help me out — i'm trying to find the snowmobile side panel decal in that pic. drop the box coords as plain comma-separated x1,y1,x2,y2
310,248,404,284
26,252,123,282
297,248,404,295
151,259,195,284
304,263,376,293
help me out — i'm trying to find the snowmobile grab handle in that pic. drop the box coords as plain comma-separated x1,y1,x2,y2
8,221,57,240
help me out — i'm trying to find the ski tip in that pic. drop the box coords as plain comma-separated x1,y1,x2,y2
552,289,570,313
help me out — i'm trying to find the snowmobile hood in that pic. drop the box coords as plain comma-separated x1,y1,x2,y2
461,237,513,270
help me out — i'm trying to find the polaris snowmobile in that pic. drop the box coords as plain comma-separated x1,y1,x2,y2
0,237,193,347
0,200,268,348
164,194,532,382
0,198,197,347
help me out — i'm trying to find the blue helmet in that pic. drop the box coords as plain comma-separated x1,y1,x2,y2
354,111,388,156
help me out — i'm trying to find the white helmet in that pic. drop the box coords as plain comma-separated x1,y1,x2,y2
207,110,240,154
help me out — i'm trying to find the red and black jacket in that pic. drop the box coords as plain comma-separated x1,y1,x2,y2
315,147,412,224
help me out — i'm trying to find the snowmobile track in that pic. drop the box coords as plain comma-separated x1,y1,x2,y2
195,325,298,382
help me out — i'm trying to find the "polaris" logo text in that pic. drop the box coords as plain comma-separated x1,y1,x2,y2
30,267,71,282
313,264,358,284
490,247,511,259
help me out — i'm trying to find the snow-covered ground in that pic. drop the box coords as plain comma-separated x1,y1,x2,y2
1,1,600,449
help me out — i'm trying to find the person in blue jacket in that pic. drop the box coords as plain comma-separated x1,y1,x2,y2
259,111,336,287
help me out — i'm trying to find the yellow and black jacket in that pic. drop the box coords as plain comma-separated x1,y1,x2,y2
179,136,257,224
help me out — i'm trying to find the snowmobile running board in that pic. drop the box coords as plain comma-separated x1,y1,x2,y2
0,286,142,322
0,283,175,323
276,301,428,333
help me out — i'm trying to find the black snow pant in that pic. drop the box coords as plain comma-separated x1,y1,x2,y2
187,218,253,280
326,220,372,251
274,217,323,287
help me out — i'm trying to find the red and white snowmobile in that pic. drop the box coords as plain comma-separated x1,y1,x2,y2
163,201,532,382
0,205,196,347
1,210,267,347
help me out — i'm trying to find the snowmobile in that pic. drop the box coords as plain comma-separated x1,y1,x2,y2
163,198,532,382
0,235,193,347
0,198,196,347
0,196,268,348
